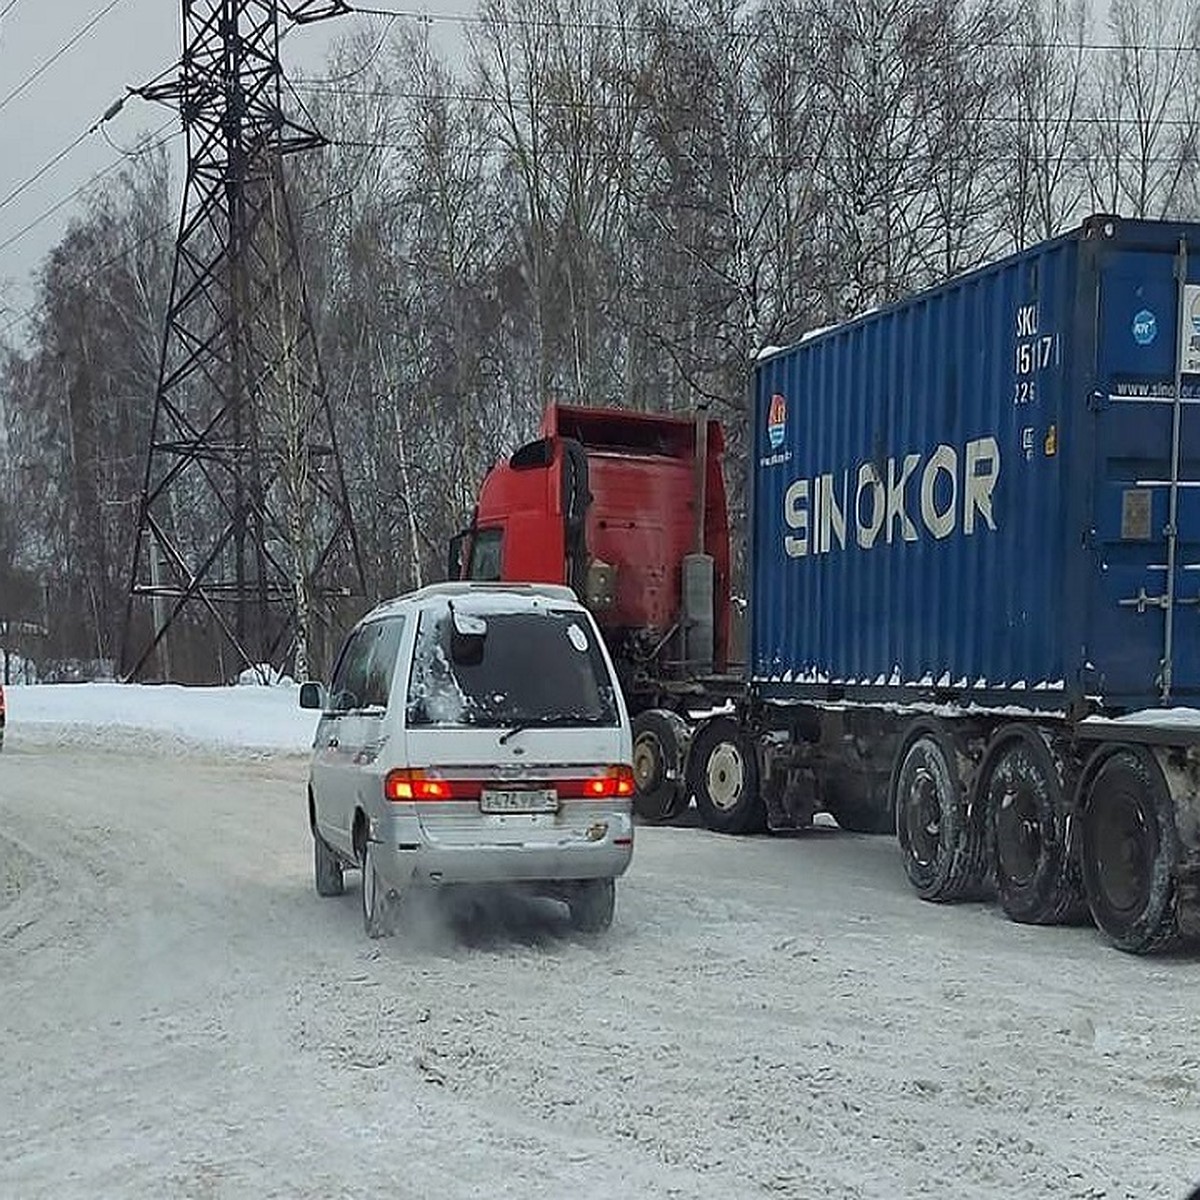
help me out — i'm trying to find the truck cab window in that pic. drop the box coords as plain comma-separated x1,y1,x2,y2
467,528,503,581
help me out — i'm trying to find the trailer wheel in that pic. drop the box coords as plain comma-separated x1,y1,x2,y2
631,709,690,822
894,728,987,902
982,727,1085,925
688,715,766,835
1080,748,1180,954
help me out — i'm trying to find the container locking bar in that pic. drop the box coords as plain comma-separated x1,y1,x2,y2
1161,238,1190,700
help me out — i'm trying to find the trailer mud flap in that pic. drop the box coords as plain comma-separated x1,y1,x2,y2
762,764,817,832
1175,861,1200,940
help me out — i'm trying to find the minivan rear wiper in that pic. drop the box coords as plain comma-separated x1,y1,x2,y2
497,714,611,743
498,722,534,745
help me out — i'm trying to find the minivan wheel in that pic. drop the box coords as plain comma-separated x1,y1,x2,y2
569,878,615,932
361,840,398,938
314,831,344,897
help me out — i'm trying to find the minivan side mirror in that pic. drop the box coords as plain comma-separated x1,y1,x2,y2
299,681,327,710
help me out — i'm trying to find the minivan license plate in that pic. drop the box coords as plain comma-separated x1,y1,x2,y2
480,788,558,814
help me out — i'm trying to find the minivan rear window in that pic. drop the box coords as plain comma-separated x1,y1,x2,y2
406,605,620,728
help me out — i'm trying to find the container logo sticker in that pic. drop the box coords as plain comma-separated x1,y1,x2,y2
1182,285,1200,373
1133,309,1157,346
767,393,787,450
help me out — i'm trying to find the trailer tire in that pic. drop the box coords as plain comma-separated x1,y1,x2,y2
688,715,766,835
894,727,987,902
1079,747,1180,954
982,726,1086,925
631,709,690,822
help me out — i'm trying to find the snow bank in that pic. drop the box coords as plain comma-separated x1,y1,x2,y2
1102,706,1200,728
5,682,318,753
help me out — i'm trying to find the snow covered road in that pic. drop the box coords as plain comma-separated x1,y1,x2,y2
2,719,1199,1198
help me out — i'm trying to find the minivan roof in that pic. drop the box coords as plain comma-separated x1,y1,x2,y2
360,581,581,624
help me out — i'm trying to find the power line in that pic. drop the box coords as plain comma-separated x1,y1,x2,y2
343,3,1200,54
0,0,130,118
0,122,179,257
347,2,754,36
0,178,367,343
0,128,95,217
298,80,1200,132
326,134,1200,168
0,47,179,226
346,3,476,25
319,12,397,81
0,91,142,218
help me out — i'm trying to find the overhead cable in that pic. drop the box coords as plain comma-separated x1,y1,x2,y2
0,90,141,217
0,0,129,117
342,4,1200,53
0,121,179,256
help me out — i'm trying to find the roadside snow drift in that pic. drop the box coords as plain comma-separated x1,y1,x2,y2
5,681,317,752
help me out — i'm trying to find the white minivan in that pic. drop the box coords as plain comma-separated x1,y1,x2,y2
300,582,635,937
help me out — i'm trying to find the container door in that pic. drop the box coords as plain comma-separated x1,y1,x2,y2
1091,238,1200,706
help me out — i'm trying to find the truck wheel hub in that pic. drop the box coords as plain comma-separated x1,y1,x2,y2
633,734,664,791
706,743,745,811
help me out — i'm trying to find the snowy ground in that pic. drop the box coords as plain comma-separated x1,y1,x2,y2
2,686,1200,1199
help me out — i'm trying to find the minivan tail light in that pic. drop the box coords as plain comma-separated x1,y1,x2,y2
384,769,468,802
561,765,635,799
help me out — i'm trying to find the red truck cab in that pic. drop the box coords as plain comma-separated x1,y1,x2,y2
453,404,732,704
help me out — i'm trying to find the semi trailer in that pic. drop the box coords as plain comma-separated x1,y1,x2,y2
451,215,1200,953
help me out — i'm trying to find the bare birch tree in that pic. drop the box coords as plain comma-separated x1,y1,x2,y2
1001,0,1090,247
1086,0,1200,218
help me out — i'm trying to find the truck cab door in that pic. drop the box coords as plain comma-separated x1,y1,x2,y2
471,436,568,586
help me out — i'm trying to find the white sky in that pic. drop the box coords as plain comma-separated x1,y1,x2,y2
0,1,468,336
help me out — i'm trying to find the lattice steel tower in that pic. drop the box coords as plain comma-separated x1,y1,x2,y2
123,0,363,682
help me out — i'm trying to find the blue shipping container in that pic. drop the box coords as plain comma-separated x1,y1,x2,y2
751,215,1200,713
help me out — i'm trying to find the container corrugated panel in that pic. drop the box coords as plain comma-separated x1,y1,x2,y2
751,215,1200,713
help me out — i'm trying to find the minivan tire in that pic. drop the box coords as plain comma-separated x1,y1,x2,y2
361,839,398,938
569,878,615,932
314,831,344,897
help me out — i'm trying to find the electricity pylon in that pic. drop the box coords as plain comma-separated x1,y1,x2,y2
122,0,364,683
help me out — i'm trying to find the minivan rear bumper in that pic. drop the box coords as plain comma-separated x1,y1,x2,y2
370,808,634,888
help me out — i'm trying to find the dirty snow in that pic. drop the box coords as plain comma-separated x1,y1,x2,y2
2,685,1200,1199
